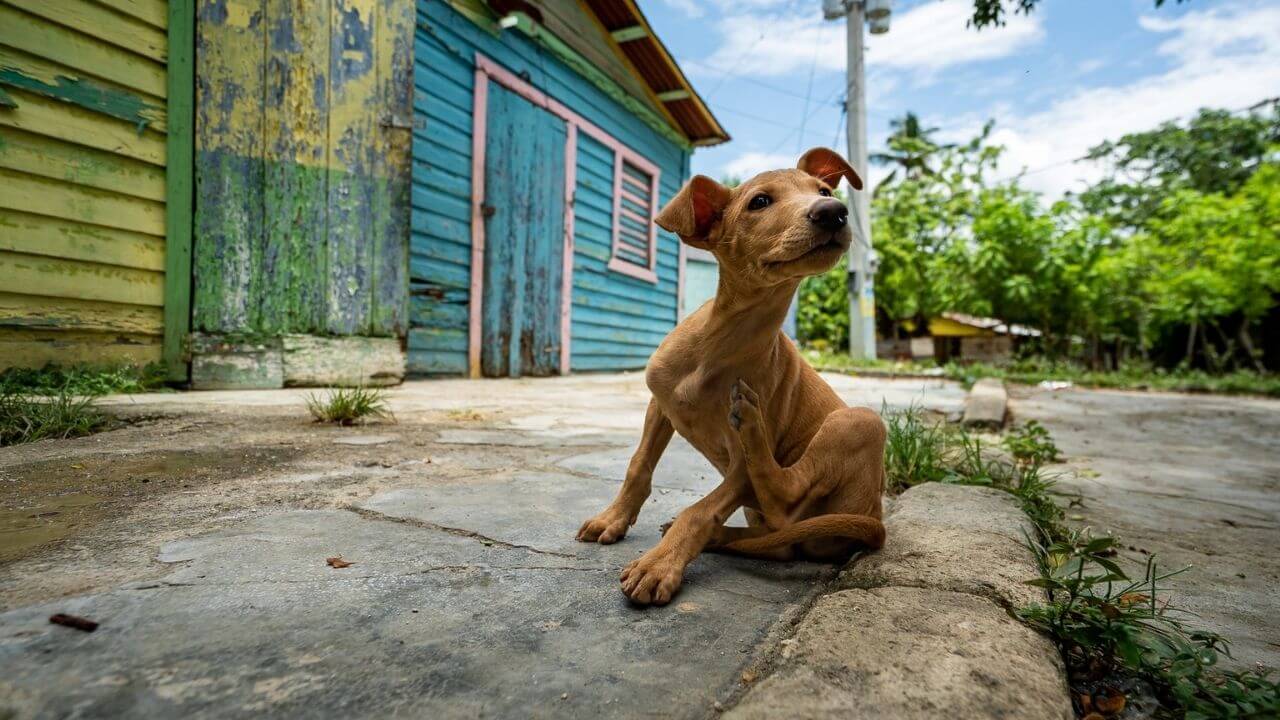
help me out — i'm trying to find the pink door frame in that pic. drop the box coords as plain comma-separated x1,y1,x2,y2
468,53,663,377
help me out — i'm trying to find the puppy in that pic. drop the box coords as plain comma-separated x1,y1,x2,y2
577,148,886,606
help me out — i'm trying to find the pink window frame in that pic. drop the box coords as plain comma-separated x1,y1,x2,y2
606,149,661,284
468,54,662,377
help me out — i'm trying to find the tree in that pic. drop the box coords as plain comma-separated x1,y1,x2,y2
869,112,953,192
968,0,1189,29
1080,106,1280,231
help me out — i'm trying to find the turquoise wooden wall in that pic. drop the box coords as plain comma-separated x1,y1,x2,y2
410,1,689,375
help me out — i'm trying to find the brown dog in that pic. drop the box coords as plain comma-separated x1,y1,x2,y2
576,147,887,606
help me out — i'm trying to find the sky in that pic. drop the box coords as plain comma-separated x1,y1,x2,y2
642,0,1280,198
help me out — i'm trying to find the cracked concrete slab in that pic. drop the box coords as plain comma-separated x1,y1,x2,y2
838,483,1044,609
0,373,978,718
1,509,828,719
725,587,1072,720
1011,386,1280,670
728,484,1069,719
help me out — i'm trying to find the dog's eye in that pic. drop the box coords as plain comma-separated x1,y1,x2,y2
818,187,832,197
748,194,771,211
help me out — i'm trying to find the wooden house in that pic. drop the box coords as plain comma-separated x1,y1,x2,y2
0,0,194,381
0,0,726,387
409,1,727,377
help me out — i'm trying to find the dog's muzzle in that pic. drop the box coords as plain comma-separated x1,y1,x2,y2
807,198,848,232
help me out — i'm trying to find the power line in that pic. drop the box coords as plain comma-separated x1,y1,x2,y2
711,104,803,130
681,60,816,101
795,47,821,153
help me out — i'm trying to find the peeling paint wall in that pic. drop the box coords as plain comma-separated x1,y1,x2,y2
193,0,412,340
0,0,172,369
410,2,690,375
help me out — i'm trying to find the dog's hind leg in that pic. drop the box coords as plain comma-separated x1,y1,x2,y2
704,521,796,560
730,380,884,530
577,398,673,544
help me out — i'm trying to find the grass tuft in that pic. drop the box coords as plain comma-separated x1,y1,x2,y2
0,364,167,397
305,387,393,426
0,389,109,447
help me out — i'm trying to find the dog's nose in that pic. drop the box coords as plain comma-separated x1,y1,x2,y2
808,199,848,232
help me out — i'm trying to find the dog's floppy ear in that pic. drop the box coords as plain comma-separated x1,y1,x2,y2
655,175,732,250
798,147,863,191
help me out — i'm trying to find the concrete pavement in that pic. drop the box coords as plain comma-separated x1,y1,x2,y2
1012,385,1280,671
0,373,967,719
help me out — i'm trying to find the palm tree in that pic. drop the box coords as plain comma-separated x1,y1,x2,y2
869,112,953,191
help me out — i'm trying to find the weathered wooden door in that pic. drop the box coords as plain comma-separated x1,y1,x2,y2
480,82,566,377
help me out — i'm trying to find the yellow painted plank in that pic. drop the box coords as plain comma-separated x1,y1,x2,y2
0,45,166,128
0,90,165,166
0,5,166,98
0,127,166,202
4,0,167,64
0,249,164,306
0,291,163,334
0,328,162,370
93,0,167,31
0,209,166,271
0,167,165,236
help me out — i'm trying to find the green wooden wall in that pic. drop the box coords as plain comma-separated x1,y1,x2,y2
193,0,412,340
0,0,179,370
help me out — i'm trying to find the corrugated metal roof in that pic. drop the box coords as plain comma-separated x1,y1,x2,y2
941,312,1042,337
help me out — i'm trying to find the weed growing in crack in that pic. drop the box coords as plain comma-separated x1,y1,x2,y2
1019,532,1280,719
0,389,109,447
1004,420,1062,466
305,387,393,426
880,406,1279,718
883,404,951,491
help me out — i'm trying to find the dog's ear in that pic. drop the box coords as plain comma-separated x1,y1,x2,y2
797,147,863,191
655,175,732,250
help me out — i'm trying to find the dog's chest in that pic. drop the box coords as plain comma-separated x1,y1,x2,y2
650,366,736,466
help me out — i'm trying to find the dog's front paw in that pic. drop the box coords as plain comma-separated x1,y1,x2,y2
620,548,685,606
576,506,635,544
728,379,763,432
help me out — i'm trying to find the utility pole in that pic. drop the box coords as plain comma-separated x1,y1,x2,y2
824,0,888,360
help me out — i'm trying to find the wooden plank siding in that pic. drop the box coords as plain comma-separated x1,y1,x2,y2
410,1,690,375
0,0,171,369
192,0,412,341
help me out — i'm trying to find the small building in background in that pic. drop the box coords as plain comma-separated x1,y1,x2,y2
878,312,1041,364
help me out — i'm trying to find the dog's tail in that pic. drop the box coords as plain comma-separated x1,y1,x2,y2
721,514,885,554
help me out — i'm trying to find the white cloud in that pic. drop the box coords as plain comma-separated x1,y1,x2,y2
694,0,1043,79
866,1,1044,74
698,13,844,77
980,2,1280,197
658,0,704,19
1076,58,1105,74
722,151,795,181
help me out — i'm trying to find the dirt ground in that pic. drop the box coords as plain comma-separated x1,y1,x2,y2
1012,385,1280,671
